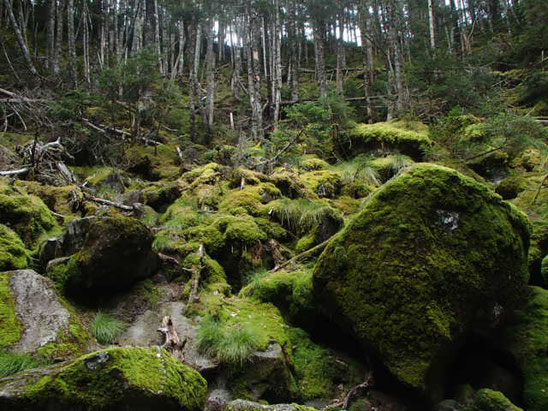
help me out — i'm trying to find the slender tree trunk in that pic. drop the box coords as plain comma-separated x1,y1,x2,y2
336,0,345,93
205,19,216,127
313,23,327,100
82,1,90,85
67,0,77,87
288,0,299,102
46,0,56,70
428,0,436,50
54,0,64,74
189,20,202,142
3,0,38,76
247,1,264,141
272,0,282,124
359,0,374,121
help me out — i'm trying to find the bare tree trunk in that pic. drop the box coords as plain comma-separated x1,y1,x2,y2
82,1,90,85
288,0,299,102
171,20,185,80
336,0,345,93
3,0,38,76
46,0,56,70
428,0,436,50
54,0,64,74
359,0,373,121
313,23,327,100
67,0,77,87
247,1,264,140
272,0,282,124
189,20,202,142
205,19,216,127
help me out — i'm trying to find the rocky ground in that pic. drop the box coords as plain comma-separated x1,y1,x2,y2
0,119,546,411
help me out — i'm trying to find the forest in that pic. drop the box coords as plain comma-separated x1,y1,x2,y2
0,0,547,410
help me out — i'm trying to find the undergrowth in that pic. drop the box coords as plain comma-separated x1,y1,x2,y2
92,311,126,345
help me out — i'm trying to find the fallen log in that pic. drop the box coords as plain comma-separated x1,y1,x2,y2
0,167,29,176
86,196,135,211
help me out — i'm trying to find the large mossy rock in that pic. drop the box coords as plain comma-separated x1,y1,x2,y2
313,164,530,398
47,216,158,302
0,182,58,248
346,120,432,161
0,270,87,360
0,347,207,411
501,286,548,411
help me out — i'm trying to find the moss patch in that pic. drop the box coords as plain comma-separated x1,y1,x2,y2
0,273,23,350
15,347,207,410
0,225,30,271
0,182,58,248
348,120,432,160
503,287,548,411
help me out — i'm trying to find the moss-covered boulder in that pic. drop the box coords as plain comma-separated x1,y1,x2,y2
464,388,523,411
313,164,530,399
0,182,58,248
0,347,207,410
346,120,432,161
226,399,317,411
0,270,87,361
501,287,548,411
47,216,158,302
0,225,30,271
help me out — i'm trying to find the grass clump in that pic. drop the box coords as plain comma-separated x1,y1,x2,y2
197,315,260,366
270,198,341,235
92,311,126,345
0,351,44,377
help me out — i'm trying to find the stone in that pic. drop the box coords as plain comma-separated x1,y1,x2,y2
0,347,208,411
313,164,530,400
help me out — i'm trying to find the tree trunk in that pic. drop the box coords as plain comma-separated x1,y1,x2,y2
3,0,38,76
428,0,436,50
66,0,77,87
46,0,56,71
313,23,327,100
272,0,282,124
205,19,216,127
336,0,345,93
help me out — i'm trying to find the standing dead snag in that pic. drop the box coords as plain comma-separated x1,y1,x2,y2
157,316,187,360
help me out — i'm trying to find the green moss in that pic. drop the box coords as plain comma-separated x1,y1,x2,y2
301,170,342,199
21,347,207,410
313,164,530,390
504,287,548,411
495,176,527,200
288,328,362,400
213,215,267,244
0,224,30,271
0,183,58,248
0,273,23,350
15,181,80,216
241,269,314,323
126,144,181,180
348,121,432,160
300,156,330,171
512,174,548,222
466,388,523,411
219,183,281,216
200,295,292,353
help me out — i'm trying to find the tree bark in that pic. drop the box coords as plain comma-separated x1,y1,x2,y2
66,0,77,87
3,0,38,76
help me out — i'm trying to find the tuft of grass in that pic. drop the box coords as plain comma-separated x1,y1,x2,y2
197,315,260,366
0,351,44,377
92,311,126,345
270,198,339,234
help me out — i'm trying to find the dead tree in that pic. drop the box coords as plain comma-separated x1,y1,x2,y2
157,315,187,360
